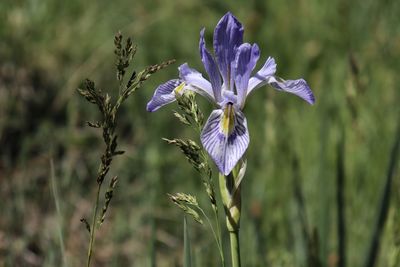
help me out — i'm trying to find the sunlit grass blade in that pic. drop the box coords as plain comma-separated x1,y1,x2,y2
363,120,400,267
184,216,192,267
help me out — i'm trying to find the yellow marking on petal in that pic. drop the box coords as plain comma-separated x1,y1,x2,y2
174,82,186,95
221,104,235,135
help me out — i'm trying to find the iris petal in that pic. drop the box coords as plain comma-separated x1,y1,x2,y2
247,56,277,95
146,79,184,112
246,57,314,104
201,106,249,175
233,43,260,108
178,63,215,102
200,28,222,102
213,12,244,91
268,76,315,105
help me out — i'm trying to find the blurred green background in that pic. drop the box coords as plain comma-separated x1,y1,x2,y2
0,0,399,266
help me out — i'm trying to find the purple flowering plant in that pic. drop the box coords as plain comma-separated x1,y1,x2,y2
147,12,314,267
148,12,314,175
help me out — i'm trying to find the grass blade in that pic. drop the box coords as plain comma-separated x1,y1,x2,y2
336,131,346,267
292,156,322,267
363,120,400,267
149,215,157,267
50,158,68,267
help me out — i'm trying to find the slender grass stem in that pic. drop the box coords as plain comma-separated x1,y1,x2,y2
86,182,102,267
198,207,225,266
50,158,68,267
213,208,225,267
184,216,192,267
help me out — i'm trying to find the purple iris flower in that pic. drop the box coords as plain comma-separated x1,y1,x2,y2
147,12,315,175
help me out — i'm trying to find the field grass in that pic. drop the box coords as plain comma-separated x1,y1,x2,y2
0,0,399,266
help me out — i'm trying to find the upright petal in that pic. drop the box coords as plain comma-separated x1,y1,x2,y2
146,79,184,112
213,12,244,91
247,56,277,95
178,63,215,102
201,106,249,175
200,28,222,102
268,76,315,104
233,43,260,108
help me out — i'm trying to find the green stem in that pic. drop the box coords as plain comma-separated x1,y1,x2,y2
86,182,102,267
229,230,241,267
198,207,225,266
50,158,68,267
213,209,225,267
219,173,242,267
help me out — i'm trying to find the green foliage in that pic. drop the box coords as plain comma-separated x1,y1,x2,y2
0,0,399,266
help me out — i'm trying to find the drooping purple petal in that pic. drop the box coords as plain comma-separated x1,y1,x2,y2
213,12,244,91
268,76,315,104
178,63,215,102
200,28,222,102
146,79,183,112
233,43,260,108
247,56,277,95
201,106,249,175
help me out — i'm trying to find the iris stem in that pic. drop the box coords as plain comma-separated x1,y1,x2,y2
230,230,241,267
219,172,242,267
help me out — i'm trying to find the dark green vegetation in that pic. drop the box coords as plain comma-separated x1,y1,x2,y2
0,0,399,266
